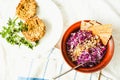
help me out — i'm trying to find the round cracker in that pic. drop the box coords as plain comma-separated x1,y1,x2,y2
16,0,37,20
22,16,46,42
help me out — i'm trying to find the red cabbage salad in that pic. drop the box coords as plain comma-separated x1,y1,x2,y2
66,30,106,67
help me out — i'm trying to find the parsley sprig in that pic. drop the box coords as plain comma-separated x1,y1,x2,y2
0,17,39,49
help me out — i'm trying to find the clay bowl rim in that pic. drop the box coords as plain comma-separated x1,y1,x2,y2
61,20,114,73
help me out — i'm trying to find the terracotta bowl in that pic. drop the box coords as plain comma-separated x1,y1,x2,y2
61,20,114,73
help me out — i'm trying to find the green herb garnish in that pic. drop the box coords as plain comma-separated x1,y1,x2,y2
0,17,39,49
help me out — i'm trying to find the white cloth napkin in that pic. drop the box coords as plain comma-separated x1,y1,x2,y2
0,42,113,80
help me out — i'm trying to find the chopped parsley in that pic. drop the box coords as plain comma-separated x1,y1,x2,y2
0,17,39,49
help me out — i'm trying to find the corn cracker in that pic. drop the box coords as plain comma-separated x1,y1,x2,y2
80,21,112,45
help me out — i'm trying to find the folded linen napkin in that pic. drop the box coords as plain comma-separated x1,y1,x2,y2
0,42,113,80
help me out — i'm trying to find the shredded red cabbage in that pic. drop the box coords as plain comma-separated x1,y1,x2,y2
66,30,106,67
